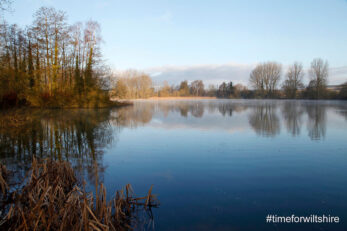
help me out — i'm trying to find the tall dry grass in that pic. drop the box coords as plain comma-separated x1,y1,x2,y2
0,158,159,231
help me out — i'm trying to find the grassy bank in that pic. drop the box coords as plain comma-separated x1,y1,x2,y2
0,158,158,231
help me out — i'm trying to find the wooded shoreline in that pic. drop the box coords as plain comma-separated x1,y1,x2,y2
1,6,346,110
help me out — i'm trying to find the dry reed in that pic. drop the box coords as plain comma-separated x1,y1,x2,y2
0,158,159,231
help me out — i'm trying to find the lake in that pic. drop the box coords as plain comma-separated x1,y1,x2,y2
1,99,347,230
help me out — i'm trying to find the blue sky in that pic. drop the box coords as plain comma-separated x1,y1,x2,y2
4,0,347,85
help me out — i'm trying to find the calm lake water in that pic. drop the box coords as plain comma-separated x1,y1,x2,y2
1,99,347,230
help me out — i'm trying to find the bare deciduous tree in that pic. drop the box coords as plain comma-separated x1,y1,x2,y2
250,65,264,95
249,62,281,98
111,69,153,99
0,6,111,107
282,62,304,98
190,80,205,96
308,58,328,99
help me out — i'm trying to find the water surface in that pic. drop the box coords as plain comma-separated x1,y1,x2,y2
1,100,347,230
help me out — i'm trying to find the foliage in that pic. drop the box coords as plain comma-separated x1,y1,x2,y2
158,81,172,97
338,83,347,99
179,80,190,96
111,61,347,100
190,80,205,96
0,7,113,108
111,70,153,99
216,81,234,98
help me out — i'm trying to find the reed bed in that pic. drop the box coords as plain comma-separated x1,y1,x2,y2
0,158,159,231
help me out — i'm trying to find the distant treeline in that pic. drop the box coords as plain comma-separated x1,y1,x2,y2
2,5,346,105
0,7,113,108
111,59,347,100
248,59,346,100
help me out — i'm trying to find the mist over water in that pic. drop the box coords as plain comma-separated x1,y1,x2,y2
1,100,347,230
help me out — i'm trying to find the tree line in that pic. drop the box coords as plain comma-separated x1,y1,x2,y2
111,71,207,99
249,58,336,99
0,6,112,108
112,58,347,100
2,5,346,105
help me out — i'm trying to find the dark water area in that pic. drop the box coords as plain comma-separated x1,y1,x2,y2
1,99,347,230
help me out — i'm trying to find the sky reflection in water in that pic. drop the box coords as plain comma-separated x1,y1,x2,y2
1,100,347,230
105,100,347,231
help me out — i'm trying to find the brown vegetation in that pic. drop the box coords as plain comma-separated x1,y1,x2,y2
0,7,117,109
0,158,159,231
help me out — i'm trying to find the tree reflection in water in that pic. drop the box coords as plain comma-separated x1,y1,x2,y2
112,104,154,128
218,103,233,117
248,102,280,137
0,100,345,184
306,103,326,140
0,109,118,185
111,100,340,140
336,107,347,121
281,101,304,136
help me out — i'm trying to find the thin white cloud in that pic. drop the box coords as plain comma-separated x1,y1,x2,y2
155,11,173,23
145,63,347,87
95,0,111,9
329,66,347,85
146,63,255,87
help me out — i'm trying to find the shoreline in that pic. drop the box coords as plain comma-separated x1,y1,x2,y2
0,100,133,110
114,96,217,101
114,97,347,102
148,96,217,100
